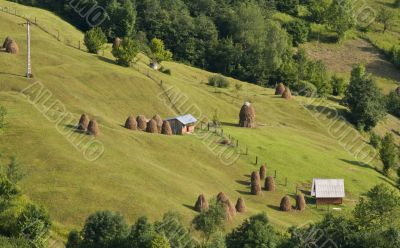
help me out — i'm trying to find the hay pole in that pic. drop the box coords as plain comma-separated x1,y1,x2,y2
236,139,239,147
285,177,287,187
255,156,258,165
274,170,277,178
245,146,248,155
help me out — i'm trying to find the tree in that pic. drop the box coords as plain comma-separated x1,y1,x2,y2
80,211,129,248
16,203,51,248
112,38,139,66
377,8,395,33
226,213,278,248
84,27,107,54
386,91,400,117
284,19,310,46
276,0,299,15
380,133,397,175
354,184,400,230
326,0,355,39
307,0,332,23
6,156,25,184
103,0,137,38
66,230,81,248
192,201,225,245
151,234,171,248
369,131,381,149
155,211,194,248
126,216,155,248
149,38,173,64
344,65,385,131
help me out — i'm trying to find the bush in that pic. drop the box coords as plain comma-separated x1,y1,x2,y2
386,91,400,117
284,19,310,46
296,80,317,97
370,132,381,149
159,66,172,75
0,105,7,129
84,27,107,54
331,75,347,96
150,38,173,64
208,75,230,88
391,46,400,68
0,236,30,248
112,38,139,67
380,133,397,176
276,0,299,15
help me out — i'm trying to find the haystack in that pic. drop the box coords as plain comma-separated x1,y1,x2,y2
113,37,122,49
235,197,246,213
124,115,137,130
2,36,12,48
5,40,19,54
136,115,147,131
295,193,306,211
77,114,89,131
251,171,262,195
146,119,158,133
282,87,292,99
259,165,267,180
220,139,231,145
152,114,163,132
280,195,292,212
161,121,172,135
239,102,255,128
194,194,209,212
264,176,275,191
275,83,285,95
217,192,236,220
87,119,99,136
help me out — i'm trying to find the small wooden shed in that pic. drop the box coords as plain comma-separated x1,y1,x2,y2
311,179,345,205
165,114,197,135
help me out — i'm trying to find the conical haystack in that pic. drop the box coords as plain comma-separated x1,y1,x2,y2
259,165,267,180
2,36,12,48
280,195,292,212
6,40,19,54
275,83,285,95
87,119,100,136
136,115,147,131
295,193,306,211
161,121,172,135
113,37,122,49
251,171,262,195
78,114,89,131
235,197,246,213
282,87,292,99
146,119,158,133
264,176,275,191
124,115,137,130
217,192,236,220
152,114,163,133
239,102,255,128
194,194,209,212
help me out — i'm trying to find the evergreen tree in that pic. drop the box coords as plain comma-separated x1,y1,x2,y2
380,133,397,175
84,27,107,54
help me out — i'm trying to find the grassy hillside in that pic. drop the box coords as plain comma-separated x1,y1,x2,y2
0,0,397,240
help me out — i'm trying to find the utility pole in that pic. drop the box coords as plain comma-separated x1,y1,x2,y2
26,19,32,78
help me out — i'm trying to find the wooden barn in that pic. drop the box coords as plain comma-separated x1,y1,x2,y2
165,114,197,135
311,179,345,205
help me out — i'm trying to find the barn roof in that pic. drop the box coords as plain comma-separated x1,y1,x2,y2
165,114,197,125
311,179,345,198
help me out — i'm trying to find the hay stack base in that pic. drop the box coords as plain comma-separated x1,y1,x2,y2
259,165,266,180
146,119,158,133
5,39,19,54
136,115,147,131
280,196,292,212
282,87,292,99
152,114,163,133
125,115,137,130
194,194,209,212
161,121,172,135
217,192,236,220
296,193,306,211
251,171,262,195
275,83,285,95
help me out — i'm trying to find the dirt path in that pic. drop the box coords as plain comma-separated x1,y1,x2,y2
304,39,400,82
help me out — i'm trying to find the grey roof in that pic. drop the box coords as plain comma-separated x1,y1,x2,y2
311,179,345,198
165,114,197,125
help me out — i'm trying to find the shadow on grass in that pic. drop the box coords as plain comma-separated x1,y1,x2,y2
267,204,281,211
221,122,239,127
182,204,196,212
235,180,250,186
97,56,117,65
0,71,25,77
236,190,252,195
65,124,86,134
378,176,397,188
339,159,373,169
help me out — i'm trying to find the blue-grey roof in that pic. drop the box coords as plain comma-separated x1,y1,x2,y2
165,114,197,125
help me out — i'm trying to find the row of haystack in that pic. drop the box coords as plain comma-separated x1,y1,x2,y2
78,114,99,136
275,83,292,99
124,114,172,135
2,36,19,54
239,101,256,128
280,194,306,212
194,192,246,220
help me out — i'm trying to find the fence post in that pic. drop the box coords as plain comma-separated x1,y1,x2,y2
255,156,258,165
285,177,287,186
78,40,81,50
296,185,298,194
160,80,163,86
274,170,277,179
236,139,239,147
207,123,210,131
221,129,223,136
57,30,60,41
246,146,248,155
35,17,37,24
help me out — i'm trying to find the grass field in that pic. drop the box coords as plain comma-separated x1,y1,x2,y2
0,0,398,242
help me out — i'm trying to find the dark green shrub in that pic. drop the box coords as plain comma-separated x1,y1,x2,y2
296,80,317,97
112,38,139,67
84,27,107,54
284,19,310,46
369,132,381,149
390,46,400,68
0,236,30,248
386,91,400,117
331,75,347,96
276,0,299,15
208,75,230,88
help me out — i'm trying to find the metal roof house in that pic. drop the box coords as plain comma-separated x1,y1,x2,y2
165,114,197,135
311,179,345,205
